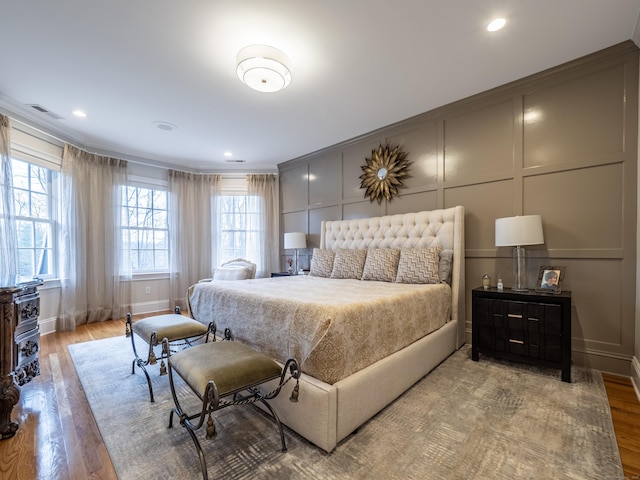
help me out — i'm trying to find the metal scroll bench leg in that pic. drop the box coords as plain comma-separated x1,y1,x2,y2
163,337,300,480
124,307,215,402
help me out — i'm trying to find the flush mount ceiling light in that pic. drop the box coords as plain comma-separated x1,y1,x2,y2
487,18,506,32
236,45,291,93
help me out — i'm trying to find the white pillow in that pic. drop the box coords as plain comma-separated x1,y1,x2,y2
212,266,253,281
438,249,453,284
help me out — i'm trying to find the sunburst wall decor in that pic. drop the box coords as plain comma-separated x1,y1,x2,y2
359,142,410,203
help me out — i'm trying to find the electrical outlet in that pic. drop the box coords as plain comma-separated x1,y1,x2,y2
145,287,151,294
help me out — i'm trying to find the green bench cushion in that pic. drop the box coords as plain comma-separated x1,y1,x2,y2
169,341,282,399
132,314,208,344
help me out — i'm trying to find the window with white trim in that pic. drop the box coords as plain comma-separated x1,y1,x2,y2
12,158,57,278
122,185,169,272
218,194,260,264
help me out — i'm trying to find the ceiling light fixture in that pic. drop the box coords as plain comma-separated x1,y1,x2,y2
72,109,87,118
487,18,506,32
236,45,291,93
151,121,177,131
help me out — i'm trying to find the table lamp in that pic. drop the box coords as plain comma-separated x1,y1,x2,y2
284,232,307,274
495,215,544,292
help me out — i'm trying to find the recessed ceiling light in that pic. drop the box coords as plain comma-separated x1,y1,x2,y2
72,109,87,118
151,121,178,131
487,18,506,32
224,151,233,157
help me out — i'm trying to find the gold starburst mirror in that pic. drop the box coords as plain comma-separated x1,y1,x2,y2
359,142,410,203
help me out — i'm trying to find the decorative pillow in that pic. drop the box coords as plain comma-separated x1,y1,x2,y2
309,248,335,278
212,266,253,281
395,246,442,284
330,249,367,279
438,249,453,284
361,248,400,282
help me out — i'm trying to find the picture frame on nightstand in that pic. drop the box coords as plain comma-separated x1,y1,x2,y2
536,266,565,294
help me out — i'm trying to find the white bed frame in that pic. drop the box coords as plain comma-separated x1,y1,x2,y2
258,206,465,452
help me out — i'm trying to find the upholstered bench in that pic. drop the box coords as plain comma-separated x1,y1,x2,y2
163,338,300,480
125,308,214,402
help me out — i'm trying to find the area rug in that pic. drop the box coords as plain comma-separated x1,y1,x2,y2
69,336,623,480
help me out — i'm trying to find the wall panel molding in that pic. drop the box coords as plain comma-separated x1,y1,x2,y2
278,41,639,375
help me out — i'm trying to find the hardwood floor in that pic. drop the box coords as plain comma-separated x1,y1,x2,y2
603,373,640,479
0,318,639,479
0,318,126,480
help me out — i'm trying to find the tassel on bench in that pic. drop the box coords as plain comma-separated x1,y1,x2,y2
289,380,299,402
206,413,216,439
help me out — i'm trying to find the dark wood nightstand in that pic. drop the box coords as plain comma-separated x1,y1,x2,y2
472,286,572,382
270,272,294,277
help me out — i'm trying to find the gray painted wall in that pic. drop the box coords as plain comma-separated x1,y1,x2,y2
278,41,639,376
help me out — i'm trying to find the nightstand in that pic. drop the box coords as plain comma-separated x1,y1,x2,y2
271,272,294,277
472,287,572,382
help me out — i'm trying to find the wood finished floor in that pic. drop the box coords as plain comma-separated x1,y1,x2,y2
0,316,639,480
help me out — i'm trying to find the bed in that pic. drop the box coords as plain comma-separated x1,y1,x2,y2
187,206,465,452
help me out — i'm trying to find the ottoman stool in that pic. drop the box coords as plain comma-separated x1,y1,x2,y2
125,308,214,402
163,338,300,480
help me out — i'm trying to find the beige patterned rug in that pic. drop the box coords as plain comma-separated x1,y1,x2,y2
69,336,623,480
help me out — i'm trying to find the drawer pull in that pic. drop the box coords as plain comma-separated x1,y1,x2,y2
507,314,523,319
509,339,524,345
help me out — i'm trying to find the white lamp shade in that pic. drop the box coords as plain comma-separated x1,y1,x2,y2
495,215,544,247
284,232,306,249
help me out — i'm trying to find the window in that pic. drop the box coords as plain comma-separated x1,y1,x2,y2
12,159,57,278
218,195,260,263
122,185,169,273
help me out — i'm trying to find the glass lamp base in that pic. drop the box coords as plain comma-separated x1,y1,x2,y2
512,246,528,292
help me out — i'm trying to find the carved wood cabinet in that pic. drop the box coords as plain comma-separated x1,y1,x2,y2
0,278,43,439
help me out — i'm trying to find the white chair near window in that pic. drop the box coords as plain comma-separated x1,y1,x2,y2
211,258,257,281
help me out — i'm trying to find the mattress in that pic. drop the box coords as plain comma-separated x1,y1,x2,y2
188,275,451,384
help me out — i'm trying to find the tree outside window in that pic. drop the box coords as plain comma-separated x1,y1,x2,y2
122,185,169,272
12,159,55,278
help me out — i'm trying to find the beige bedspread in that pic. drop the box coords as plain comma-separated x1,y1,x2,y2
188,275,451,384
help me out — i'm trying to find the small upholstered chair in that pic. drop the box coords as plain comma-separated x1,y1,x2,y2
205,258,256,281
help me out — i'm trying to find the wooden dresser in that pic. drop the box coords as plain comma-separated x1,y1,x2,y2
0,277,43,439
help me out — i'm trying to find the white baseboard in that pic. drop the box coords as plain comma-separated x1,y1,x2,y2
128,299,171,316
631,355,640,402
39,317,57,336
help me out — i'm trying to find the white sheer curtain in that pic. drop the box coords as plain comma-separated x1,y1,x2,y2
168,170,221,310
247,174,279,278
58,144,130,331
0,115,19,280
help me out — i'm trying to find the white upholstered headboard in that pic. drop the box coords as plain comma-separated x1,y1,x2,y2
320,206,466,348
